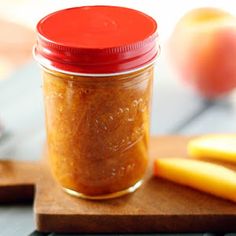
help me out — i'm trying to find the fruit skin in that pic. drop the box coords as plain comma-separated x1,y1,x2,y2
169,8,236,99
188,135,236,163
154,158,236,202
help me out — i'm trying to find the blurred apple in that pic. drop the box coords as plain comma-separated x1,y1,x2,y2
169,8,236,99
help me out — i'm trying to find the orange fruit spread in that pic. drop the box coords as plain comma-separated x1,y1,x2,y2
43,66,154,196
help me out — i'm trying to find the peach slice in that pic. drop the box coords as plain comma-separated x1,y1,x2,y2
154,158,236,202
188,135,236,163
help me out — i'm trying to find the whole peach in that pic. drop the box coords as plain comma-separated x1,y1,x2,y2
169,8,236,99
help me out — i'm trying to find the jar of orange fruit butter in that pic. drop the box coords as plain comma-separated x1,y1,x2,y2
34,6,159,199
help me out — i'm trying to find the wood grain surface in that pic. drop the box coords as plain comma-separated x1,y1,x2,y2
1,136,236,233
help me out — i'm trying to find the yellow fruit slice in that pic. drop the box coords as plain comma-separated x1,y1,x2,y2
154,158,236,202
188,135,236,163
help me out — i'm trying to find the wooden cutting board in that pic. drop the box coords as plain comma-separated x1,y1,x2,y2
1,136,236,233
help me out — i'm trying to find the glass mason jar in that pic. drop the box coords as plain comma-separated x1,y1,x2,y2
34,6,159,199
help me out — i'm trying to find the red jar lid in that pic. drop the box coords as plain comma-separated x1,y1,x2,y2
34,6,159,75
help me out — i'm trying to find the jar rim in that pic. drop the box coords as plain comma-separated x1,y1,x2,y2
33,45,159,77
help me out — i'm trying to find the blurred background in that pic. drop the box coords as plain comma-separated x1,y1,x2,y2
1,0,236,161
